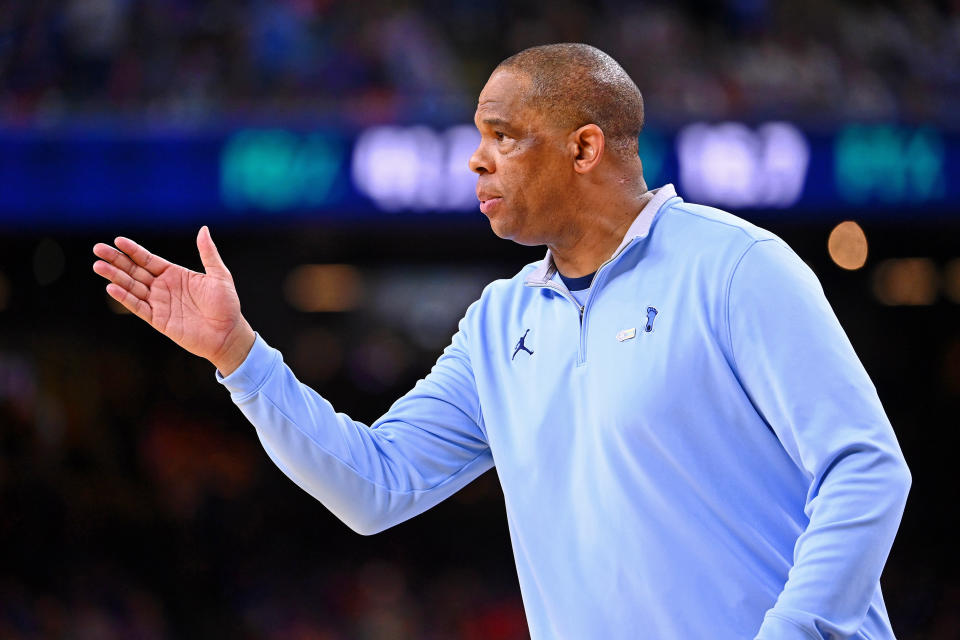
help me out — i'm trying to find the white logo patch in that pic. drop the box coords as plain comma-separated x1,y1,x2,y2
616,328,637,342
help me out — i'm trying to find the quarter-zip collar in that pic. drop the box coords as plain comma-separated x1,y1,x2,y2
524,183,678,287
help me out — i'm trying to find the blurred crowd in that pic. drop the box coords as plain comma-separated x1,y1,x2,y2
0,233,530,639
1,0,958,127
0,325,527,639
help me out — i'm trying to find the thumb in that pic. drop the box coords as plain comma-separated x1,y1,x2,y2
197,226,229,276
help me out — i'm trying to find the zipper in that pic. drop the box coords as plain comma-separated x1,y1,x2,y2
583,237,642,363
536,281,584,361
526,236,641,366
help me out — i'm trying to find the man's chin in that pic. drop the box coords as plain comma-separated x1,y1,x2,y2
488,218,512,240
488,217,540,246
487,213,518,241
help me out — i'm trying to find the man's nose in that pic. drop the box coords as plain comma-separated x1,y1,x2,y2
468,143,492,175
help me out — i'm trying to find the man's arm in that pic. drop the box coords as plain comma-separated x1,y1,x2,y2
726,240,911,640
218,313,492,535
93,229,492,534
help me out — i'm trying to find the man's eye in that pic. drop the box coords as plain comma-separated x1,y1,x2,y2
495,131,506,141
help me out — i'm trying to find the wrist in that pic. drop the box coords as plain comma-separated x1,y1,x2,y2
212,320,256,377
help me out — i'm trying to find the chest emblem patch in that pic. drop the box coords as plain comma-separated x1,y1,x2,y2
616,327,637,342
512,329,534,360
645,307,659,332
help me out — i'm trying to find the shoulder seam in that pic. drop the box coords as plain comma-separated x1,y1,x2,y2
667,202,762,241
724,238,778,372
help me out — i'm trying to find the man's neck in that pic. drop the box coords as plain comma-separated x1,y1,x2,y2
550,189,655,278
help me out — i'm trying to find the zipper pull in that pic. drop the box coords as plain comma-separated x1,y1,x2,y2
579,305,585,321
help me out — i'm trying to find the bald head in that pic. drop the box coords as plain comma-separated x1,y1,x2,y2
494,43,644,161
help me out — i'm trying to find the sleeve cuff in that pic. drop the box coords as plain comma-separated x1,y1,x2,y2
754,612,821,640
215,332,280,397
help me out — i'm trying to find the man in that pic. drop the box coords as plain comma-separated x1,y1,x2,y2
93,44,911,639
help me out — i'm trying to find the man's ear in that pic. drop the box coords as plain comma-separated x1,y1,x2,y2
571,124,605,174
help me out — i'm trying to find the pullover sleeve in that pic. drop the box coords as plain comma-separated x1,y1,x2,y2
725,240,911,640
216,308,493,535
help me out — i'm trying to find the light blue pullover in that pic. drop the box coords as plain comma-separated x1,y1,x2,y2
218,185,911,639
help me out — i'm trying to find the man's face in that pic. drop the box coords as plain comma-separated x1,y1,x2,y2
470,70,573,245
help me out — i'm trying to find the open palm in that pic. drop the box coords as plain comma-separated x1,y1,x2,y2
93,227,254,373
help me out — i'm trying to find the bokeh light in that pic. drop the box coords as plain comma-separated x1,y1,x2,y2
872,258,938,306
284,264,363,312
827,221,868,270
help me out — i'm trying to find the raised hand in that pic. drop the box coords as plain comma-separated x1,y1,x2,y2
92,226,255,376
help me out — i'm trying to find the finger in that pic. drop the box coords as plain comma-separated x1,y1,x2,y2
106,283,152,324
93,260,151,300
196,226,230,277
113,237,170,277
93,242,156,285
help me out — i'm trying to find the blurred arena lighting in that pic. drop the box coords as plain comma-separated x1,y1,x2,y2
221,130,343,210
32,238,65,286
284,264,363,312
677,121,809,208
0,271,8,311
944,259,960,304
872,258,938,306
351,125,479,211
835,125,945,205
827,221,869,270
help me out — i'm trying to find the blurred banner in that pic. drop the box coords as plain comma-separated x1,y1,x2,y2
1,122,956,228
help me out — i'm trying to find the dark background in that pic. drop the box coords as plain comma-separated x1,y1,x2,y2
2,1,959,638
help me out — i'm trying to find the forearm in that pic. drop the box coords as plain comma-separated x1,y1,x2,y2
218,333,492,534
755,446,911,639
231,359,400,534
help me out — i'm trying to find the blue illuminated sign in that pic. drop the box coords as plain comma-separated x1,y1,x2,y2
0,122,956,228
834,125,945,205
221,129,346,211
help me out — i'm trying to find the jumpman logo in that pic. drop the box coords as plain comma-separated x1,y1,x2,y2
645,307,658,332
512,329,534,360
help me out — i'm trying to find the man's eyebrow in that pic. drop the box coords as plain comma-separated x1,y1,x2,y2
480,117,512,128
